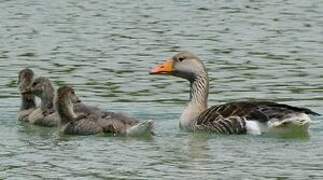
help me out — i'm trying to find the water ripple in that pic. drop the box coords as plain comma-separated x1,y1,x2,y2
1,0,323,179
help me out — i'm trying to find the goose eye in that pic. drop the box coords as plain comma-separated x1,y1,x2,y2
178,56,185,62
32,82,37,86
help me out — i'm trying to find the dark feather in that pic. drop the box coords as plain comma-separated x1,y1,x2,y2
194,101,318,134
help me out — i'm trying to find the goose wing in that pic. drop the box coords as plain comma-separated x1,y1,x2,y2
64,117,103,135
194,101,319,134
98,112,139,134
72,103,140,135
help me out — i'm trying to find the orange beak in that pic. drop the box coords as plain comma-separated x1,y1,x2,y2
149,59,175,75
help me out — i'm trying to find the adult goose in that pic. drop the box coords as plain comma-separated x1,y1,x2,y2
18,68,37,122
150,51,319,135
55,85,154,136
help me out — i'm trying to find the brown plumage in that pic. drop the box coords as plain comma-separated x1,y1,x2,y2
55,86,153,136
25,76,102,127
194,101,319,134
27,77,58,127
17,68,37,122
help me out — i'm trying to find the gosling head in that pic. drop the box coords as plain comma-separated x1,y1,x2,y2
55,86,80,123
28,77,55,98
56,85,81,105
57,86,73,102
150,51,207,82
18,68,34,94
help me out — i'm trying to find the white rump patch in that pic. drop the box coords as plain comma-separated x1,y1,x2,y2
246,120,263,135
246,113,312,136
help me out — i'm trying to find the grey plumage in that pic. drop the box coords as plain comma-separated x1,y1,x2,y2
194,101,318,134
150,51,319,134
55,86,153,136
17,68,37,122
23,76,100,127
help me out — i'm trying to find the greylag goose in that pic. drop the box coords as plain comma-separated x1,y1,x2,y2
18,68,37,122
150,51,319,135
55,86,154,136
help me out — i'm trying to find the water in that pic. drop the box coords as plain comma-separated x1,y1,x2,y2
1,0,323,179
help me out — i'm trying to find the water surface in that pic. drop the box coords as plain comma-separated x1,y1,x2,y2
1,0,323,179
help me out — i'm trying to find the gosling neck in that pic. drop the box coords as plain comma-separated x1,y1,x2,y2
180,72,209,129
56,97,75,125
40,87,55,112
21,94,36,110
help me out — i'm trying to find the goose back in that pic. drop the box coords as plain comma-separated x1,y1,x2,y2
194,101,319,134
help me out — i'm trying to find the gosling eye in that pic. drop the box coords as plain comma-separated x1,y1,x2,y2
178,56,185,62
32,82,38,86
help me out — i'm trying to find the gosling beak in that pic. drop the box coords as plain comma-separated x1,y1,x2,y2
76,97,82,103
149,59,175,75
73,95,82,103
21,87,32,95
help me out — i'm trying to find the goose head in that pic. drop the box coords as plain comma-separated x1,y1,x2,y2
150,51,207,82
18,68,34,95
150,52,209,128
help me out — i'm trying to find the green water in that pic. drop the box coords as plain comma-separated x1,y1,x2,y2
1,0,323,179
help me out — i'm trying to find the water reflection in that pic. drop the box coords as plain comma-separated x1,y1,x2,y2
184,134,210,160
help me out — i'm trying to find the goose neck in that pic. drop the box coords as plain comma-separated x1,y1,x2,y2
180,72,209,129
189,73,209,109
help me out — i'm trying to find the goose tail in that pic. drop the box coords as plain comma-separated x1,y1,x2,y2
126,120,154,136
269,113,311,134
